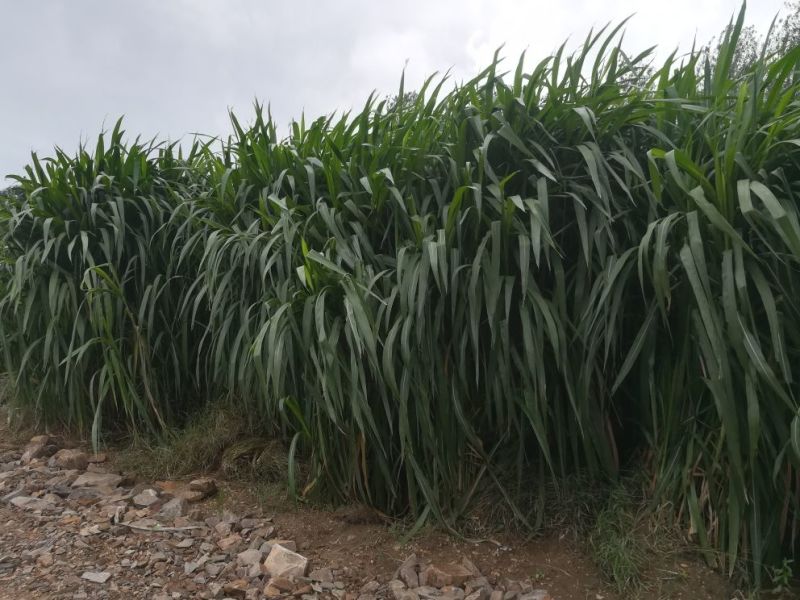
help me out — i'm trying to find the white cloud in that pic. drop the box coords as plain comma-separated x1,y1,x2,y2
0,0,786,182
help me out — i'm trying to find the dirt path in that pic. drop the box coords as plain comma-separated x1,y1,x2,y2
0,426,733,600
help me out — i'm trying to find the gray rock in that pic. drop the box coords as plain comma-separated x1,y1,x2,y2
215,521,233,537
0,486,26,503
518,593,550,600
464,578,490,594
71,472,123,488
158,496,188,519
10,496,54,511
266,538,296,551
81,571,112,584
442,588,466,600
236,548,263,567
132,488,159,507
395,553,419,578
263,544,308,578
401,565,420,588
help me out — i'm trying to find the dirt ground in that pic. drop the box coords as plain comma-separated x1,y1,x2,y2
219,479,737,600
0,412,739,600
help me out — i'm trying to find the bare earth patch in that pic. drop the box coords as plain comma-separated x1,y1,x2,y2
0,421,734,600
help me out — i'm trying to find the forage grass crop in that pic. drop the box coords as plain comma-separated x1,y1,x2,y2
1,4,799,585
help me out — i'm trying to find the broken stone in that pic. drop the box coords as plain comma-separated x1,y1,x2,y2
245,588,261,600
442,588,466,600
236,548,263,567
464,577,490,593
360,581,381,594
310,566,334,582
132,488,160,507
148,552,168,565
267,538,296,552
420,564,473,588
66,487,106,506
253,525,276,539
0,486,25,503
518,593,551,600
189,477,217,495
223,578,250,599
217,533,243,552
240,517,262,528
50,448,89,470
184,561,200,575
81,571,112,584
395,553,418,578
400,565,419,588
71,472,122,488
181,490,208,503
21,435,52,464
175,537,195,549
36,552,54,567
221,509,239,524
10,496,54,511
158,496,188,519
462,557,482,577
270,577,296,592
263,544,308,578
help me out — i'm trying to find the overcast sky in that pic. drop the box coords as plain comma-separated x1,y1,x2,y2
0,0,787,183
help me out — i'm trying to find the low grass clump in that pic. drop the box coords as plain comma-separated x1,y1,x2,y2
1,5,798,587
115,401,288,483
589,488,647,592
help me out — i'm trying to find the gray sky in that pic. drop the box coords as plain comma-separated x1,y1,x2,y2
0,0,787,183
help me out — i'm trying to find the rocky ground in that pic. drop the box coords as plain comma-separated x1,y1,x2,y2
0,428,736,600
0,434,562,600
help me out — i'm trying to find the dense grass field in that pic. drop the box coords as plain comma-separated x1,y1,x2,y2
1,9,798,586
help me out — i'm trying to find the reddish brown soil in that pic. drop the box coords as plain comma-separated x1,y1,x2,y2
212,479,735,600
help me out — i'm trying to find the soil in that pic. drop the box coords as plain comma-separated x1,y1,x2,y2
220,480,736,600
0,413,738,600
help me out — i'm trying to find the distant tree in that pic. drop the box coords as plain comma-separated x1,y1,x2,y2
386,91,419,112
705,1,800,77
0,186,23,201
